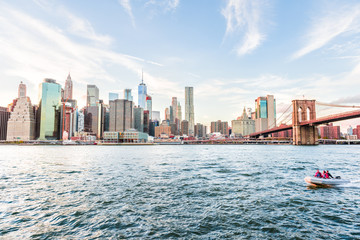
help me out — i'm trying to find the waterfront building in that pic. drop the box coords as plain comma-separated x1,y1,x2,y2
272,124,293,138
231,108,255,137
171,97,177,124
109,92,119,102
352,125,360,139
6,82,36,141
87,85,99,107
0,107,10,140
254,95,276,132
185,87,194,135
124,89,133,102
211,120,229,136
194,123,206,138
103,129,148,143
109,99,133,132
181,120,189,136
146,95,152,120
149,120,159,137
133,106,144,132
60,103,77,140
38,79,62,140
84,100,105,139
318,123,341,139
64,73,73,100
155,120,171,138
177,102,182,122
138,73,147,109
152,111,161,122
104,106,110,132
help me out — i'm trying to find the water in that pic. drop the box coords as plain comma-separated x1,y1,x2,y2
0,145,359,239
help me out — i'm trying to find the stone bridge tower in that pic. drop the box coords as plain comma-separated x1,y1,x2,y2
292,100,318,145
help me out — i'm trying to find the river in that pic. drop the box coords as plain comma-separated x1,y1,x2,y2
0,145,359,239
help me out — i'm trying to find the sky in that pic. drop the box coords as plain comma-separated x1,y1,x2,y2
1,0,360,131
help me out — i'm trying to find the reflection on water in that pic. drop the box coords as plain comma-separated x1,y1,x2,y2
0,145,360,239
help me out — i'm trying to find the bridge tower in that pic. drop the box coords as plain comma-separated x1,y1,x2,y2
292,100,318,145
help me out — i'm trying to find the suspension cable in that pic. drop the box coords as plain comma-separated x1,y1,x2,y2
316,102,360,108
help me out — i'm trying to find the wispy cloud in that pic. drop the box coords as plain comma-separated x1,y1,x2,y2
118,0,135,27
145,0,180,14
292,3,360,60
222,0,267,56
0,2,175,107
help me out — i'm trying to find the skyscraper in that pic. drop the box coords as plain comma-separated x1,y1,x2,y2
146,95,152,120
185,87,194,135
138,72,147,109
0,107,10,140
109,99,133,132
87,85,99,107
64,73,73,100
124,89,133,102
171,97,177,124
165,108,170,121
177,102,182,122
254,95,276,132
133,106,144,132
38,79,62,140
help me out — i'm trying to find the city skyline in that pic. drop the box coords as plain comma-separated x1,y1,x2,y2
1,1,360,129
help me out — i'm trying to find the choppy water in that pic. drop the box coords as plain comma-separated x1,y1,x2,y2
0,145,359,239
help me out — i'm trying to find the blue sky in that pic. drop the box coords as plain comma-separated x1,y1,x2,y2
1,0,360,129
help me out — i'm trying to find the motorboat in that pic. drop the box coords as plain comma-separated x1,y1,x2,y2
304,176,350,186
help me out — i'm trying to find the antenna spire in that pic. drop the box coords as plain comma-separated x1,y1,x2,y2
142,69,144,84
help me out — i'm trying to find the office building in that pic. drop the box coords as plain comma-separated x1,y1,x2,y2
6,82,36,141
177,102,182,122
133,106,144,132
0,107,10,140
146,95,152,120
64,73,73,100
194,123,206,138
155,120,171,138
124,89,133,102
255,95,276,132
109,99,133,132
138,73,147,109
181,120,189,136
109,92,119,101
185,87,194,135
165,108,170,121
87,85,99,107
143,110,150,134
211,120,229,136
318,123,340,139
231,108,255,137
77,109,84,132
38,79,62,140
84,100,105,139
171,97,177,123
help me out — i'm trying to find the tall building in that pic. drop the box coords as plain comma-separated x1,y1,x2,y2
171,97,177,123
177,102,182,122
347,125,353,135
109,92,119,101
194,123,206,138
77,109,84,132
124,89,133,102
109,99,133,132
155,120,171,138
231,108,255,137
185,87,194,135
6,82,36,141
181,120,189,136
87,85,99,107
318,123,341,139
143,110,150,134
64,73,73,100
133,106,144,132
38,79,62,140
211,120,229,135
84,100,105,139
138,73,147,109
146,95,152,120
165,108,170,121
0,107,10,140
254,95,276,132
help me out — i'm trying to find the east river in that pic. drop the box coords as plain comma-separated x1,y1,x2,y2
0,145,359,239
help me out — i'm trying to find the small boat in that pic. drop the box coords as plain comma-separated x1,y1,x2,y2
304,176,350,186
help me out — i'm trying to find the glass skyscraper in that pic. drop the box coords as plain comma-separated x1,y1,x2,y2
87,85,99,107
138,74,147,108
254,95,276,132
38,79,61,140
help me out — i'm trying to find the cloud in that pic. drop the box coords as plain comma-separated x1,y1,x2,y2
0,2,175,107
221,0,267,56
145,0,180,14
292,3,360,60
118,0,135,27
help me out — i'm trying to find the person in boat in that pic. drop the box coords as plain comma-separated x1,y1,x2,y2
322,171,326,178
325,170,334,179
314,169,323,178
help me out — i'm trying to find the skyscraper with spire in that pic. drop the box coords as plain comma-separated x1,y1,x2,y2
64,73,73,100
185,86,194,135
138,70,147,108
